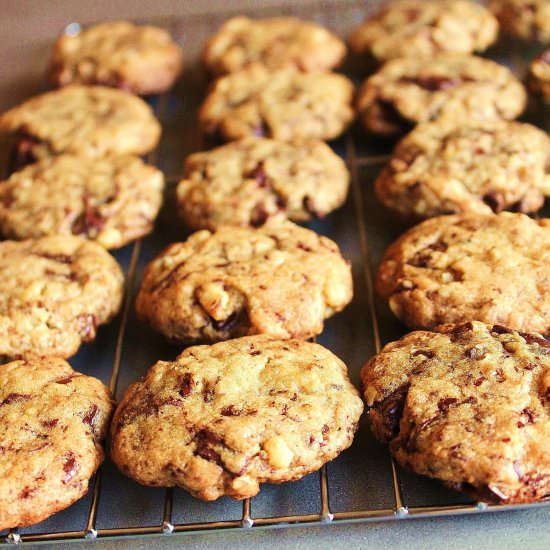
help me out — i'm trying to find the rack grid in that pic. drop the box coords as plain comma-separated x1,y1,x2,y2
1,0,549,545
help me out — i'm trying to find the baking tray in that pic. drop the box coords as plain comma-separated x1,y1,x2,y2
1,0,549,545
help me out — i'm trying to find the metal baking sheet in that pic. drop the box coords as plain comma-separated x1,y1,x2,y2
1,0,549,544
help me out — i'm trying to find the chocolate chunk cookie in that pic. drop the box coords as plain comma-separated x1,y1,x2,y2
199,64,354,141
176,137,349,230
0,85,161,161
376,213,550,334
491,0,550,42
49,20,183,94
202,16,346,76
0,154,164,249
350,0,498,62
0,236,124,359
111,335,363,500
527,49,550,100
135,221,352,343
356,54,526,137
361,321,550,503
0,357,113,530
375,120,550,219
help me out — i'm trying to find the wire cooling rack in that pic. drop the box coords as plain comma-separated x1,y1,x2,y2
1,0,550,545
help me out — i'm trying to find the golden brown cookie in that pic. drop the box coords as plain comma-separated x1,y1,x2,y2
491,0,550,42
176,137,349,230
361,321,550,503
0,154,164,249
202,16,346,76
0,236,124,359
0,358,113,530
356,54,526,137
111,335,363,500
527,49,550,100
199,64,354,141
135,221,352,343
375,120,550,219
376,213,550,334
0,85,161,161
350,0,498,62
49,20,183,94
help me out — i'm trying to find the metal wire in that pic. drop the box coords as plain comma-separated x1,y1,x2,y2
3,0,550,544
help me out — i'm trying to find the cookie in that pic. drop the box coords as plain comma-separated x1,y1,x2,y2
361,321,550,503
0,236,124,359
490,0,550,42
0,85,161,161
527,49,550,101
376,213,550,334
0,357,113,530
135,220,352,343
176,137,349,230
0,154,165,249
356,54,526,137
350,0,498,63
375,120,550,219
111,335,363,500
202,16,346,76
199,64,354,142
49,20,183,94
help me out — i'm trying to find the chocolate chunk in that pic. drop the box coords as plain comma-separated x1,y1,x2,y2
82,404,99,426
71,194,105,237
178,372,195,397
372,383,410,439
1,393,31,405
62,452,79,484
41,418,59,428
437,397,458,412
221,405,241,416
195,429,223,466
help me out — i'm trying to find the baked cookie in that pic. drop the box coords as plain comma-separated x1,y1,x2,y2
0,236,124,359
356,54,526,137
376,213,550,334
375,120,550,219
135,220,352,343
0,154,164,249
361,321,550,503
350,0,498,62
527,49,550,101
49,20,183,94
0,85,161,161
491,0,550,42
202,16,346,76
111,335,363,500
176,137,349,230
199,64,354,141
0,357,113,530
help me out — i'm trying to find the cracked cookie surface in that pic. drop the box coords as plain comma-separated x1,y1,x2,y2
0,154,164,249
491,0,550,42
376,213,550,334
356,54,526,137
0,85,161,160
361,321,550,503
350,0,498,62
199,64,354,141
375,120,550,219
0,236,124,359
203,16,346,76
49,20,183,94
176,137,349,230
110,335,363,500
135,221,352,343
0,358,113,529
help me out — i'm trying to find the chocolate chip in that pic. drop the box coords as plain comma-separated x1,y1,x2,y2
372,383,410,439
55,375,75,385
1,393,31,405
62,452,79,484
82,404,98,426
401,76,461,91
437,397,458,412
221,405,241,416
178,372,195,397
41,418,59,428
250,203,270,227
413,349,436,358
195,429,223,466
211,311,238,331
71,194,105,237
